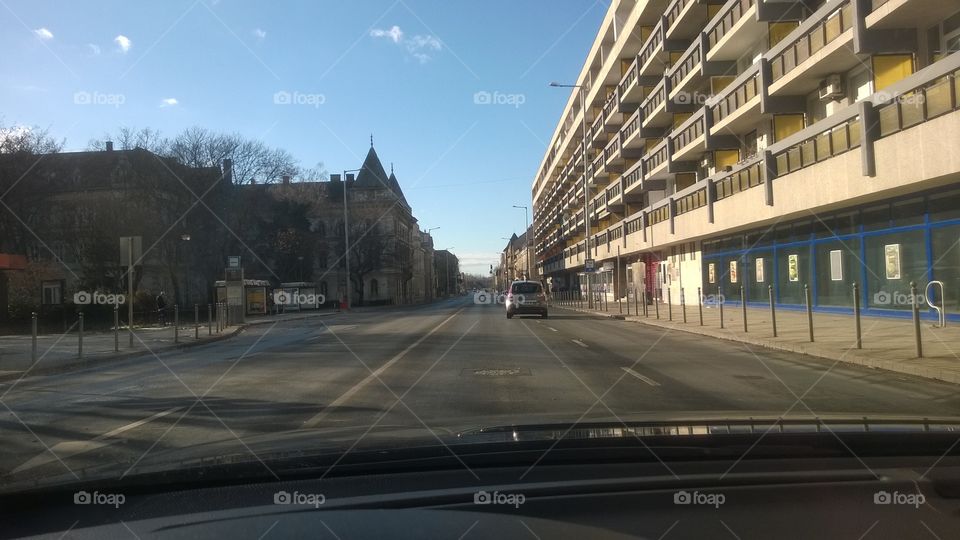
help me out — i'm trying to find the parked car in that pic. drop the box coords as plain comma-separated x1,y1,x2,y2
505,280,548,319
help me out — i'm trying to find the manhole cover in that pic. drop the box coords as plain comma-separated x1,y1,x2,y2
463,368,531,377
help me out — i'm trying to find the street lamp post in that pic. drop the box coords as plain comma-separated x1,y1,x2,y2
550,82,593,308
443,247,454,297
342,167,363,309
513,205,530,280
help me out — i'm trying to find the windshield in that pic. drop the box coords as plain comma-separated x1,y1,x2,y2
3,0,960,512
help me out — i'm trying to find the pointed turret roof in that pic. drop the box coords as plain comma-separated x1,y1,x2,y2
387,164,409,207
355,145,390,189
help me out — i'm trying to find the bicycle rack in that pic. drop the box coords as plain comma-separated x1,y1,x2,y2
925,280,946,328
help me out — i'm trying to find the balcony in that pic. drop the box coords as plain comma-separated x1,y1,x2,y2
618,57,642,107
638,18,690,77
866,0,960,31
590,153,606,187
670,107,707,161
621,159,645,197
641,78,671,128
714,156,764,201
768,0,857,96
706,0,762,62
666,0,721,39
603,135,624,172
709,62,761,135
602,92,623,129
606,180,624,212
642,137,671,181
590,114,606,148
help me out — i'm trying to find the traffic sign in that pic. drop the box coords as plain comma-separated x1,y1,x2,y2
585,259,595,272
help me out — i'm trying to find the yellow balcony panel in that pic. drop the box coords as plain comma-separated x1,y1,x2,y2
706,0,762,62
866,0,960,30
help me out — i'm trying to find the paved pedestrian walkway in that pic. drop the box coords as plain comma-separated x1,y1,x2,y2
555,299,960,385
0,309,338,379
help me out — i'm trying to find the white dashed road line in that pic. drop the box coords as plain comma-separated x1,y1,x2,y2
621,367,661,387
572,339,588,348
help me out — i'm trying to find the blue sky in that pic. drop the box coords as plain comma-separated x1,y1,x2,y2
0,0,606,275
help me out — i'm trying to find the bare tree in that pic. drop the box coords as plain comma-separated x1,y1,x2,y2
87,126,169,154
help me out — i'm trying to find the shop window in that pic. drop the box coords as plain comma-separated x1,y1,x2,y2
872,54,914,92
815,240,860,307
891,198,925,228
862,204,891,231
931,224,960,313
865,230,927,310
929,189,960,222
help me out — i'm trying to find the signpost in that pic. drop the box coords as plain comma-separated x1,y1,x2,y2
224,256,245,325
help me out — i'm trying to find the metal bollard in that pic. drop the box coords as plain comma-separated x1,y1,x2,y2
805,284,814,342
174,305,180,343
741,286,748,333
667,289,673,321
208,304,213,336
655,291,660,319
911,281,923,358
681,288,687,323
697,287,703,326
194,304,199,339
619,291,623,315
78,312,84,360
114,305,119,352
31,312,38,362
719,289,725,329
852,283,861,349
626,291,631,316
768,285,777,338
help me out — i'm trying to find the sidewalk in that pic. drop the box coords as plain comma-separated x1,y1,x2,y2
0,309,339,381
555,300,960,385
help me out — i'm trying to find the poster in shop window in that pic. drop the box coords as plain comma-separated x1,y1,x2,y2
708,263,716,284
788,254,799,282
830,250,843,281
884,244,901,280
755,258,765,283
729,261,738,284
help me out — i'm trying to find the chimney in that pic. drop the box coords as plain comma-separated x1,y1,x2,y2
330,173,341,183
346,173,355,183
282,175,290,185
222,158,233,185
105,141,114,152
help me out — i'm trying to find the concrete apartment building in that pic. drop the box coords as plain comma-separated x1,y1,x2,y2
534,0,960,319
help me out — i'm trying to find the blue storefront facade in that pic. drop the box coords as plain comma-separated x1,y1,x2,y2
701,185,960,321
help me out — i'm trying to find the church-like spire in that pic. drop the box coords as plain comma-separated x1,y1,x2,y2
370,134,374,148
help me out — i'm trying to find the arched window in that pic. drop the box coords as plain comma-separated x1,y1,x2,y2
370,279,379,298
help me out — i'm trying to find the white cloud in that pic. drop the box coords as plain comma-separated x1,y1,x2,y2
252,28,266,41
87,43,101,56
114,34,132,53
370,25,403,44
408,35,441,52
33,28,54,40
159,97,178,107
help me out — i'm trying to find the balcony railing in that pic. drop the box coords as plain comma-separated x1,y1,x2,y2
638,19,665,69
618,57,639,96
877,67,960,139
773,115,860,176
604,135,621,162
711,65,760,123
648,203,671,226
671,109,705,151
623,159,644,189
592,153,605,181
664,0,694,32
591,115,604,138
706,0,756,50
603,92,620,120
715,160,763,201
621,109,641,141
607,181,622,200
669,40,702,90
641,79,667,119
770,1,854,83
675,186,708,215
644,138,670,173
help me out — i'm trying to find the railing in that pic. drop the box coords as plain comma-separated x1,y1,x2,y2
621,109,641,141
607,181,622,201
716,160,764,200
609,225,623,241
638,20,665,69
603,92,620,120
592,153,605,181
676,187,708,215
711,65,760,123
625,216,643,235
642,78,667,119
644,139,670,173
770,1,853,82
665,0,693,31
773,116,861,175
619,57,639,96
877,68,960,139
592,115,604,138
671,109,706,151
707,0,756,50
623,159,644,189
648,203,671,225
670,40,702,90
604,135,621,162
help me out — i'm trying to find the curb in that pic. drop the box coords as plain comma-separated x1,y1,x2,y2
0,311,340,382
554,305,960,386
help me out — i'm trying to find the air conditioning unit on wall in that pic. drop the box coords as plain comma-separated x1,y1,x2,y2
818,74,844,100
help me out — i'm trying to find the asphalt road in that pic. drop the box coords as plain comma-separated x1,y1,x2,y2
3,294,960,486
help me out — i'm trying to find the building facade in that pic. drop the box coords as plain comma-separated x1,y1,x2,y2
534,0,960,318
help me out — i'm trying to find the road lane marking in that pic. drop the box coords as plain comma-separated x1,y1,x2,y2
302,309,464,428
621,367,660,387
572,339,588,348
12,406,182,474
547,327,558,332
